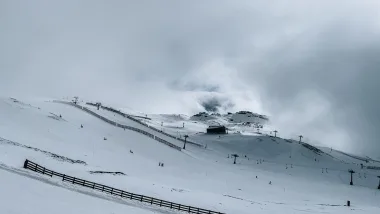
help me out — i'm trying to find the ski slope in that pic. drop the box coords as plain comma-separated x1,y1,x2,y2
82,102,192,149
1,97,380,214
0,164,174,214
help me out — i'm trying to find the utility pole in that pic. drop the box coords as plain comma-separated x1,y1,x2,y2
183,135,189,150
349,169,355,185
274,130,278,137
299,135,303,144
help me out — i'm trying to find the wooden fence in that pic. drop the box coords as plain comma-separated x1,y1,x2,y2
23,159,224,214
53,100,182,151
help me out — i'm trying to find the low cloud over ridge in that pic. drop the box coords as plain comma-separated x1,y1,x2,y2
1,0,380,156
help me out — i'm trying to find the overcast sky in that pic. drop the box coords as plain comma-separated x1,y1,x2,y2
1,0,380,157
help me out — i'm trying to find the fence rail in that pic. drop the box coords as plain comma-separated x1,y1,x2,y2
367,166,380,170
85,102,203,148
23,159,224,214
53,101,182,151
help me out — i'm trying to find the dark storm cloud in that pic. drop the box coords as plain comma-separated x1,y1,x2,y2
199,96,235,113
1,0,380,155
201,98,221,113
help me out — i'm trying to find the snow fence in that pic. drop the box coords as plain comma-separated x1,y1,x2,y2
24,159,224,214
86,102,204,148
53,100,182,151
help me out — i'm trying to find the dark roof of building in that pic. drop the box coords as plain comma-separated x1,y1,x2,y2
208,125,226,129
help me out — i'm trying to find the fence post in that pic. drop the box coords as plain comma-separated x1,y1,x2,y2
170,202,173,209
34,163,38,171
43,167,46,174
23,159,28,168
140,195,143,202
159,200,162,207
151,198,153,204
63,174,66,181
93,183,95,189
73,177,76,184
111,188,114,194
102,186,104,192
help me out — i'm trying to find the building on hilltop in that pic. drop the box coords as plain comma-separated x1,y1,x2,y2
206,125,227,134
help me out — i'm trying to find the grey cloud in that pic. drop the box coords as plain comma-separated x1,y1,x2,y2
1,0,380,156
201,97,221,113
240,13,380,155
169,80,220,92
199,95,235,113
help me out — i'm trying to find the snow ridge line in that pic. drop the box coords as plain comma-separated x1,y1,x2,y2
53,101,182,151
87,102,203,148
24,159,225,214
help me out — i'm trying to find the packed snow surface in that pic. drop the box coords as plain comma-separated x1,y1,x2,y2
1,97,380,214
0,164,173,214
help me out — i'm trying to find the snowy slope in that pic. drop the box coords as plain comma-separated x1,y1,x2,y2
1,97,380,214
82,102,192,149
133,110,271,139
129,107,379,164
0,164,171,214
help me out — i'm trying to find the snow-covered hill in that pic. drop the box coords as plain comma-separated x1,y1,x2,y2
0,163,169,214
1,97,380,214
